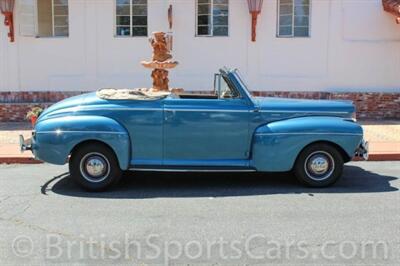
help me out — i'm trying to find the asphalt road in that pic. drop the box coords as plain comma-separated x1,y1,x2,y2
0,162,399,265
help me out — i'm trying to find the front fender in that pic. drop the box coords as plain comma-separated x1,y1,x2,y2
33,116,130,170
251,116,363,172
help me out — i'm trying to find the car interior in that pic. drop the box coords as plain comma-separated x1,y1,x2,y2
174,74,240,100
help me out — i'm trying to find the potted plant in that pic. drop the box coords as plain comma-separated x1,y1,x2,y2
26,107,43,126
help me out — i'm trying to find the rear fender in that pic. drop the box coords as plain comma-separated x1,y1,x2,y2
33,116,130,170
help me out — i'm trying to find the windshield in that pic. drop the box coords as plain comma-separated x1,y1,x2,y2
231,70,253,100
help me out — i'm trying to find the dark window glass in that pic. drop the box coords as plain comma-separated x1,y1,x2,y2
197,0,228,36
116,0,147,37
116,27,131,36
278,0,310,37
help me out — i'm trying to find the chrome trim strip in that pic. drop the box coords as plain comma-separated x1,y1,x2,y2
259,110,349,114
164,108,249,113
36,131,127,135
255,132,363,136
72,107,348,114
78,107,162,112
78,107,248,113
130,168,256,172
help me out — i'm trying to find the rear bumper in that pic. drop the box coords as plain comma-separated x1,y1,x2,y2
19,133,66,165
19,135,32,152
355,140,369,160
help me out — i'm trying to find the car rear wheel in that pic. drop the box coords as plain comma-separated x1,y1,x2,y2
69,143,122,191
293,143,344,187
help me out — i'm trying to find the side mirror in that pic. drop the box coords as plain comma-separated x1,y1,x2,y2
214,73,222,98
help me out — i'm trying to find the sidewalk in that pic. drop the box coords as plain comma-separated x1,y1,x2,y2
0,123,40,164
360,121,400,161
0,121,399,164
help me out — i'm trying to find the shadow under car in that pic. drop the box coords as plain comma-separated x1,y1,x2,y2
42,165,398,199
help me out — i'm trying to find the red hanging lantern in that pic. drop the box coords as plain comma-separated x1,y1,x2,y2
0,0,15,42
382,0,400,24
247,0,264,42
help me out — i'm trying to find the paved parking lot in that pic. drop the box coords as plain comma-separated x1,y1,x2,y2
0,162,399,264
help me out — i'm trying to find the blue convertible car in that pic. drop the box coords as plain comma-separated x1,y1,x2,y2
20,68,368,191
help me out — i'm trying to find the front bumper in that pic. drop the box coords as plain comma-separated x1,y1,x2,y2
355,140,369,160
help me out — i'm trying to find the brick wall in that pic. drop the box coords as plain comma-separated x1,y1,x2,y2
0,91,399,122
0,91,85,103
0,91,85,122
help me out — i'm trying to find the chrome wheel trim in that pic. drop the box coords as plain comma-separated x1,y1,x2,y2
304,151,335,181
79,152,111,183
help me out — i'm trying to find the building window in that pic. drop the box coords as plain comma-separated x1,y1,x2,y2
116,0,148,37
278,0,310,37
37,0,69,37
196,0,229,37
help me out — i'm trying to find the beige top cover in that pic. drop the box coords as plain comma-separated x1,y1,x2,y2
97,88,171,101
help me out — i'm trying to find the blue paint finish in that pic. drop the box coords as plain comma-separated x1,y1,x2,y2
163,98,250,162
78,93,164,162
162,159,249,167
255,97,355,115
31,68,366,173
33,116,130,170
255,116,363,135
38,93,165,164
251,117,363,171
38,93,89,120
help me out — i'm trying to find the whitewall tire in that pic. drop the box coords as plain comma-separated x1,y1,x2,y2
69,143,122,191
294,143,344,187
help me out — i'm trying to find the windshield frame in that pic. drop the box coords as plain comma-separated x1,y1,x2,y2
231,70,254,100
220,68,255,106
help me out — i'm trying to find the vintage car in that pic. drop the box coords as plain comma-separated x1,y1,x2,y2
20,68,368,191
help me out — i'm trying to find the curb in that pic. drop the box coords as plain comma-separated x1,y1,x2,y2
0,157,43,164
366,154,400,161
1,154,399,164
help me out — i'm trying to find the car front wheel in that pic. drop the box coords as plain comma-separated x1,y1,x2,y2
293,143,344,187
69,143,122,191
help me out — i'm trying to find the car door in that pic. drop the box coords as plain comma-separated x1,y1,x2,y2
163,95,250,167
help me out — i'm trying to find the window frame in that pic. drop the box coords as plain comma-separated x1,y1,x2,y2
276,0,311,38
52,0,69,37
35,0,70,38
195,0,230,37
114,0,148,38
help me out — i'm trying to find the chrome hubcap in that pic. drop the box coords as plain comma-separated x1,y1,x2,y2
304,151,335,181
86,157,107,177
80,153,110,183
310,156,329,174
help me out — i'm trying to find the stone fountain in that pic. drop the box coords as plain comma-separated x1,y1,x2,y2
97,31,180,100
141,32,179,92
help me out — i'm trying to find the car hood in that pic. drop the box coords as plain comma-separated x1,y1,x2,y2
254,97,355,117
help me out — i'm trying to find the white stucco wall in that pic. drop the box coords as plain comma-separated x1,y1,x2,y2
0,0,399,92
